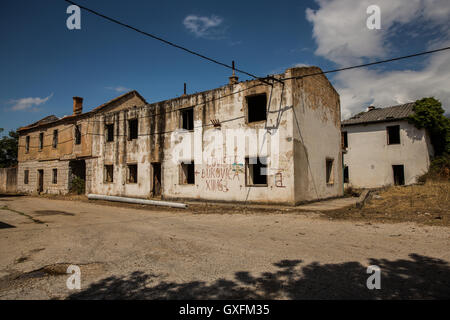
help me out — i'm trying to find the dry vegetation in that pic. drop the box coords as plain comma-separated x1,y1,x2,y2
324,180,450,226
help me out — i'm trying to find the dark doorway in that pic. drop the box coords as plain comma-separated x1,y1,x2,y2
393,165,405,186
37,169,44,193
152,163,162,197
69,160,86,194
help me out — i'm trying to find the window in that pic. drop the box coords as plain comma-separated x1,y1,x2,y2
127,164,138,184
247,94,267,123
25,136,30,153
342,131,348,149
343,165,349,183
52,169,58,184
246,157,268,186
24,170,29,185
104,165,114,183
180,108,194,131
128,119,138,140
326,158,334,184
180,162,195,185
52,130,58,148
393,165,405,186
387,125,400,145
105,124,114,142
75,125,81,145
39,132,44,150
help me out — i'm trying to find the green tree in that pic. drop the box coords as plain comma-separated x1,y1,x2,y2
408,97,450,156
0,128,19,168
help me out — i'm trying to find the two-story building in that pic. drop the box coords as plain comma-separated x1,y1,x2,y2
17,66,343,205
342,103,434,188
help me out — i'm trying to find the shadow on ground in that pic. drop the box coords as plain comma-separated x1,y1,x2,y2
68,254,450,300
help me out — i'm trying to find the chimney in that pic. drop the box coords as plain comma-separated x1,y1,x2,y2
229,61,239,85
73,97,83,115
367,106,376,111
182,83,187,96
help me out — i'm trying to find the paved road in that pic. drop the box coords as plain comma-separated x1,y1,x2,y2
0,195,449,299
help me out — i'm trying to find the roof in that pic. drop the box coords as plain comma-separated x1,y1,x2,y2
18,90,146,132
342,102,416,126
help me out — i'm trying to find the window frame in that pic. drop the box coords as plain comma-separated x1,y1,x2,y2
75,124,82,145
179,161,195,185
387,125,401,145
180,107,194,131
127,164,138,184
128,119,139,141
326,158,335,185
38,132,44,151
52,130,58,149
24,170,29,185
245,157,268,187
105,123,114,143
52,168,58,184
246,93,268,124
104,164,114,183
25,136,30,154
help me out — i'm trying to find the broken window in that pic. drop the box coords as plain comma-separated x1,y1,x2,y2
104,165,114,183
326,158,334,184
24,170,29,185
128,119,138,140
52,169,58,184
393,165,405,186
25,136,30,153
39,132,44,150
246,157,268,186
180,162,195,185
75,125,81,145
342,131,348,149
52,130,58,149
387,125,400,145
343,165,349,183
180,108,194,131
127,164,138,184
105,124,114,142
247,94,267,123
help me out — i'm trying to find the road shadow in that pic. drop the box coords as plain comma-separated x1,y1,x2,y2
68,254,450,300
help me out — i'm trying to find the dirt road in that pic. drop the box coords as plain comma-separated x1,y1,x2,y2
0,195,449,299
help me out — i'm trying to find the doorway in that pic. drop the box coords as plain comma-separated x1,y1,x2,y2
393,165,405,186
37,169,44,193
152,163,162,197
69,160,86,194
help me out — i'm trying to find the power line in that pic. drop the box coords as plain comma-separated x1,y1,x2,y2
281,46,450,81
64,0,280,85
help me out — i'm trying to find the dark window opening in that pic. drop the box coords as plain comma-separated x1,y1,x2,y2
127,164,138,184
24,170,29,185
246,157,268,186
39,132,44,150
247,94,267,123
342,131,348,149
180,162,195,185
180,108,194,131
343,166,349,183
75,125,81,145
128,119,138,140
25,136,30,153
52,130,58,148
387,125,400,145
52,169,58,184
106,124,114,142
326,158,334,184
393,165,405,186
104,165,114,183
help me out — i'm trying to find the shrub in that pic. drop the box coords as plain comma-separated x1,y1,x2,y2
71,176,85,195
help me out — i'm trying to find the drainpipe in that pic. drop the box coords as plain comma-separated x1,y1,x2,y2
88,194,188,209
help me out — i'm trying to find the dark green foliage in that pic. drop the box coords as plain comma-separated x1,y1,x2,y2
0,128,19,168
71,176,85,195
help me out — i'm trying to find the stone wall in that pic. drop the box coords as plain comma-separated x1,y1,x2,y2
0,167,17,194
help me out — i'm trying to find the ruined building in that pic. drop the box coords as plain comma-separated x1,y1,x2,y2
17,67,343,205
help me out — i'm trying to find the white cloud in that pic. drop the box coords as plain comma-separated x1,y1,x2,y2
305,0,450,117
183,15,225,39
106,86,131,93
10,93,53,111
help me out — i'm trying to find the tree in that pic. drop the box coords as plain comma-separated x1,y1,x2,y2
408,97,450,156
0,128,19,168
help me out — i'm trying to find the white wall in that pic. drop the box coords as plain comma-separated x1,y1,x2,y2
343,120,433,188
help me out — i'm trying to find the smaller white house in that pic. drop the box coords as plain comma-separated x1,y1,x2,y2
342,103,434,188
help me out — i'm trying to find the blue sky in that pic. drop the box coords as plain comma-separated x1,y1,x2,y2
1,0,449,136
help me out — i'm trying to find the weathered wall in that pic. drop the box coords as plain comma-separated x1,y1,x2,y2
17,160,70,194
343,120,434,188
290,67,343,203
0,168,17,194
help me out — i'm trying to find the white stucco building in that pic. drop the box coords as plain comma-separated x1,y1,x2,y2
342,103,434,189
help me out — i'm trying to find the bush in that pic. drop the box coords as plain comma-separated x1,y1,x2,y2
71,176,85,195
419,154,450,182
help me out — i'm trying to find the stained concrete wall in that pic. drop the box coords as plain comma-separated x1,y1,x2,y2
343,120,434,188
0,168,17,194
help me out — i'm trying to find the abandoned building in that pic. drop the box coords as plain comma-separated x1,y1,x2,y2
17,66,343,205
342,103,434,188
